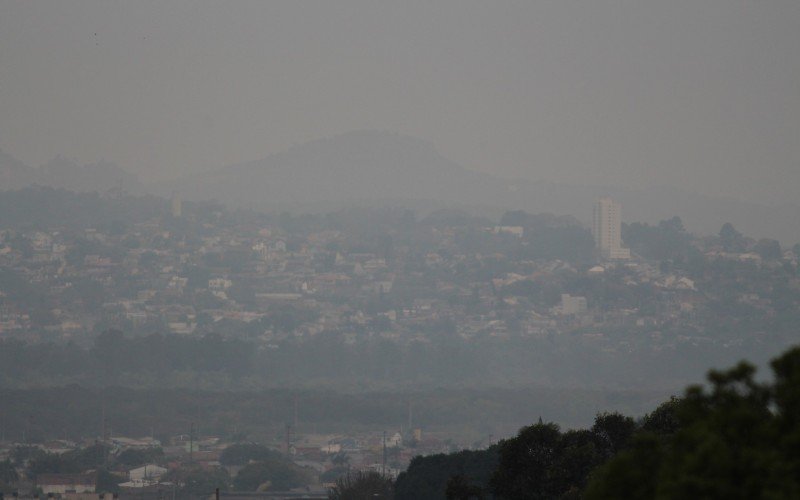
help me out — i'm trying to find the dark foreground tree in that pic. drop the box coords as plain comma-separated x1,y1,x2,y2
585,346,800,499
328,470,394,500
394,448,498,500
445,474,486,499
489,412,632,499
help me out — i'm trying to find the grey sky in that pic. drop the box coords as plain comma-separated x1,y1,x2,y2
1,1,798,205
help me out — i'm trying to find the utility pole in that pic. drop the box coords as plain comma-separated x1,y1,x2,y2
189,422,195,463
293,395,298,430
101,403,106,442
285,423,292,455
382,431,387,476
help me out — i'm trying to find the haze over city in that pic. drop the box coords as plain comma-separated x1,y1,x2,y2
1,1,799,204
1,1,800,499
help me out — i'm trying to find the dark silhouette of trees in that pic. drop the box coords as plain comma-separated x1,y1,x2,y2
233,459,308,492
719,222,746,252
220,444,283,466
488,414,629,500
754,238,782,260
585,347,800,499
327,470,394,500
394,448,498,500
445,474,486,500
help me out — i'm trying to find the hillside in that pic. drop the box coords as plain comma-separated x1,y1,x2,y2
160,131,800,243
0,150,142,194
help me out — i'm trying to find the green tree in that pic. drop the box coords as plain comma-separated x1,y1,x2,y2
328,470,394,500
754,238,782,260
490,422,562,499
220,443,282,466
719,222,745,252
0,459,19,493
96,468,123,494
445,474,486,500
167,465,229,497
586,347,800,499
233,459,307,492
395,448,497,500
591,412,635,457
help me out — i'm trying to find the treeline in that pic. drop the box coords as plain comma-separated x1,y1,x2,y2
0,187,167,232
0,329,770,391
392,345,800,499
0,383,662,445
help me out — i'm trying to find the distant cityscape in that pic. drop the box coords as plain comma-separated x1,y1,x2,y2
0,187,798,497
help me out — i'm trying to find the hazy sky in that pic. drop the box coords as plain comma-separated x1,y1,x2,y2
1,1,798,204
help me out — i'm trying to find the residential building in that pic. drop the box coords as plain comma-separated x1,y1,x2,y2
592,197,630,260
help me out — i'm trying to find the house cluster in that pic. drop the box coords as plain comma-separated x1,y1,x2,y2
0,425,456,498
0,205,798,356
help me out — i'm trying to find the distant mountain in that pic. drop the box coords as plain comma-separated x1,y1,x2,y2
158,131,503,207
0,151,142,194
160,131,800,243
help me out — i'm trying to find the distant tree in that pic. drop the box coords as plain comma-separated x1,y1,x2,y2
0,459,18,491
499,210,529,227
659,216,685,233
220,444,282,466
327,470,394,500
28,453,80,477
96,468,123,494
754,238,782,260
233,459,307,492
170,465,229,497
719,223,745,252
622,217,690,262
11,446,45,467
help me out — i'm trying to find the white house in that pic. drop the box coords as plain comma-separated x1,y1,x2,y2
129,464,167,482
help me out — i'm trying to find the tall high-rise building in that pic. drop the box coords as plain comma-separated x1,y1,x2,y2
171,191,182,218
592,197,630,259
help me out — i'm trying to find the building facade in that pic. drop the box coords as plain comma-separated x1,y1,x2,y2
592,197,630,259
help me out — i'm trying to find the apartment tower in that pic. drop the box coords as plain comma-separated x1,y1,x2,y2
592,197,630,259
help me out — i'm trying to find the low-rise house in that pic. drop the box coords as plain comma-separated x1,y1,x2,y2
37,473,96,495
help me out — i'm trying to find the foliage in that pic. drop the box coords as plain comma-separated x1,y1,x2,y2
445,474,487,500
719,222,746,252
0,460,19,492
394,448,498,500
233,459,308,492
754,238,782,260
488,412,634,499
166,465,229,497
585,347,800,499
622,216,691,262
96,468,123,494
327,470,394,500
220,443,283,466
